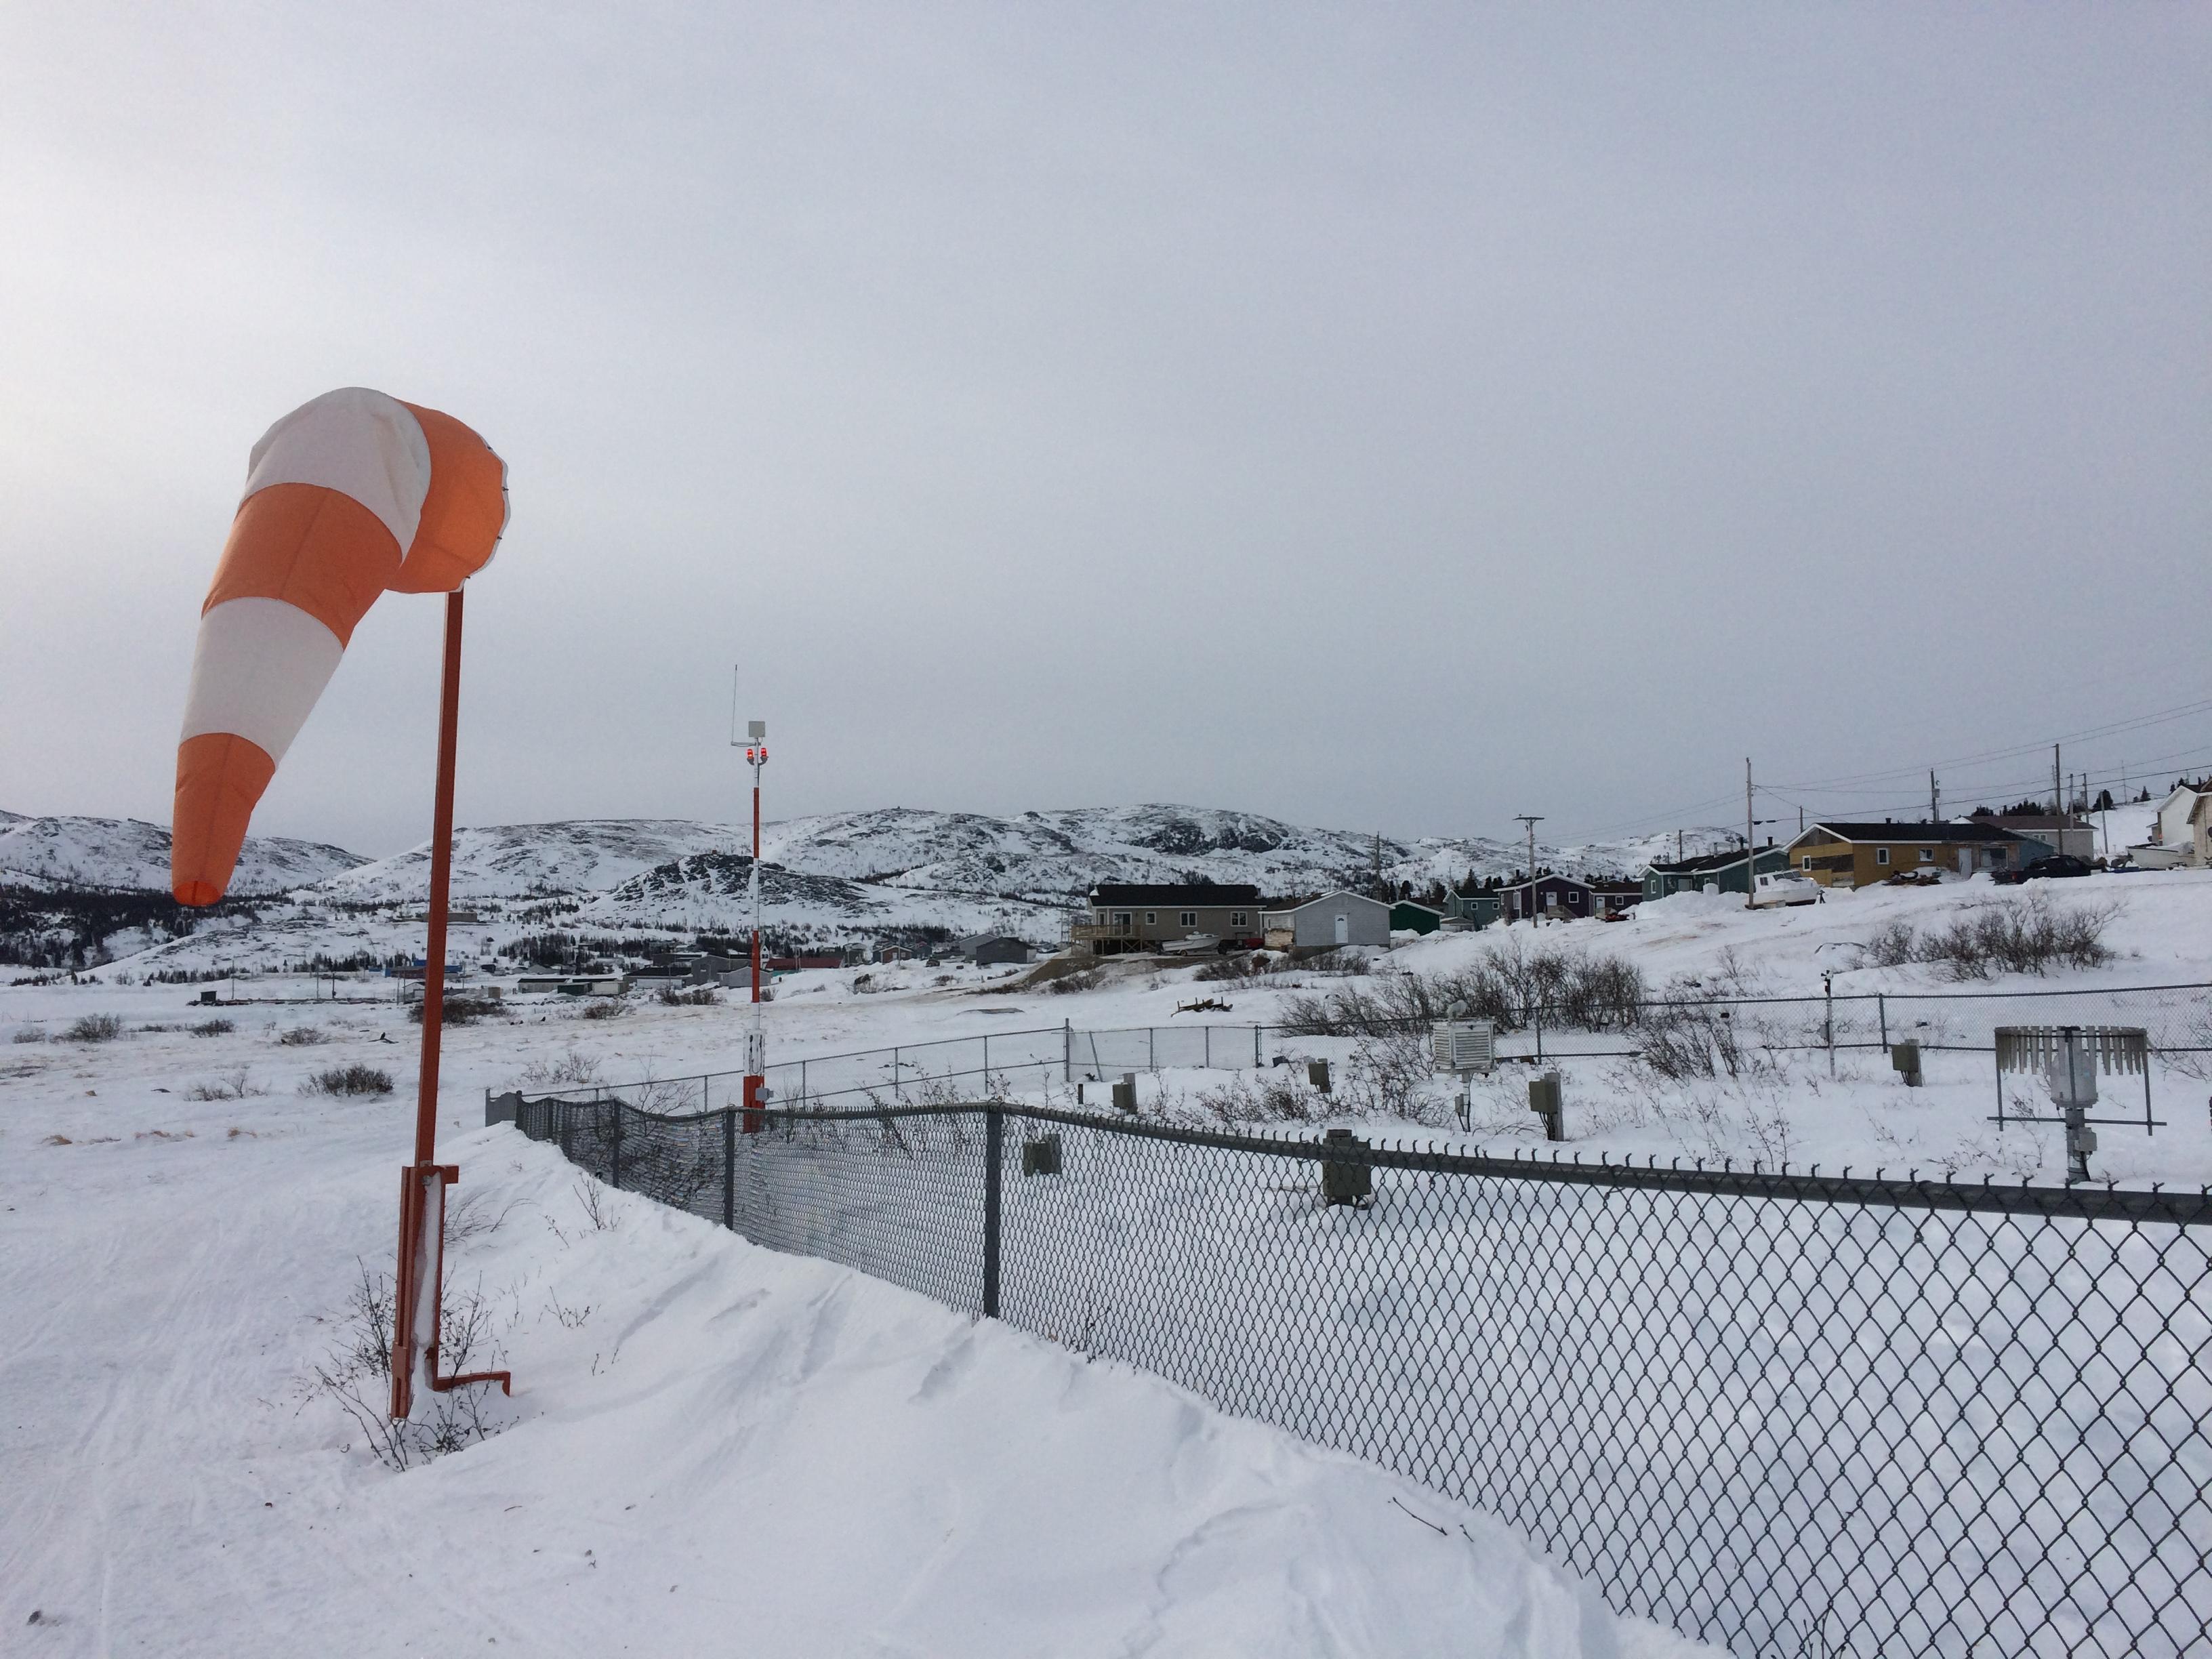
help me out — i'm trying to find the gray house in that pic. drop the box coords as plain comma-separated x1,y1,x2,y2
1261,890,1393,950
957,933,1033,966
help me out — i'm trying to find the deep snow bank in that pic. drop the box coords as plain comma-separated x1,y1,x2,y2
0,1069,1708,1657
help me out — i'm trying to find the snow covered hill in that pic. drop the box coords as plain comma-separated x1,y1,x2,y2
0,810,365,896
316,818,746,905
4,803,1746,970
762,803,1731,902
576,851,1065,945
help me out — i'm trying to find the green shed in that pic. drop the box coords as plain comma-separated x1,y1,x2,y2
1390,900,1445,935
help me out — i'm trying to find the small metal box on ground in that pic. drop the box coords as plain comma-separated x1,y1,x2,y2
1021,1134,1062,1176
1528,1071,1564,1141
1307,1059,1332,1094
1891,1040,1923,1087
1320,1126,1372,1208
1111,1073,1137,1113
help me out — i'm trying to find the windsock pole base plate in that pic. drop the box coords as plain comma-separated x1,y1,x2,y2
390,1162,512,1421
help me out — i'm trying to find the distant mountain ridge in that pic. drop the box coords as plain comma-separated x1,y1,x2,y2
1,804,1743,909
0,811,365,896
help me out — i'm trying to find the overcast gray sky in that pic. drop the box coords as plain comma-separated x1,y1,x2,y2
3,4,2205,856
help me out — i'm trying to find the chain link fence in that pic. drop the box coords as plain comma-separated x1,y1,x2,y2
510,1090,2212,1658
499,983,2212,1121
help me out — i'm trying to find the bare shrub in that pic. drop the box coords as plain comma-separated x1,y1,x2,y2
1194,953,1267,983
1046,969,1103,996
1637,985,1782,1084
277,1026,329,1046
1910,897,2116,981
302,1064,395,1097
518,1046,602,1088
574,1179,619,1232
443,1189,517,1250
656,983,720,1006
190,1018,235,1037
1193,1070,1330,1125
1280,939,1645,1038
1338,1026,1446,1122
575,999,628,1021
186,1067,266,1101
408,996,495,1026
1865,920,1917,968
64,1014,125,1043
12,1028,44,1044
306,1263,512,1470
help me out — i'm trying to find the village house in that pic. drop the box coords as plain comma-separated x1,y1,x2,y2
2148,783,2212,868
1640,844,1792,902
1070,883,1265,956
1784,821,2024,888
1501,873,1596,922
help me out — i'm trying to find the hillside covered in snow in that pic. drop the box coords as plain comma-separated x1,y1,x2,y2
0,810,365,895
3,803,1747,972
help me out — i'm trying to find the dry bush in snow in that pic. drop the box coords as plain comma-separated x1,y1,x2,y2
306,1263,514,1471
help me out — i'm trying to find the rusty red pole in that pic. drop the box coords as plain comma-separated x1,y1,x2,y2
392,592,466,1419
415,590,464,1163
751,769,762,1006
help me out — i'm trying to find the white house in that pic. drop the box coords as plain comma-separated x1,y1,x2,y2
1260,891,1393,950
2152,784,2212,867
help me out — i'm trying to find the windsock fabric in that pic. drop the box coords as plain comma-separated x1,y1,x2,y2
172,389,506,905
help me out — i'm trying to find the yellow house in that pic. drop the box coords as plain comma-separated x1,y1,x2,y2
1785,821,2026,889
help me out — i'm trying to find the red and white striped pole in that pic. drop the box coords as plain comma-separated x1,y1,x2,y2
737,713,767,1130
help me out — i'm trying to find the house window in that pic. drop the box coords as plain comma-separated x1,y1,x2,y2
1919,848,1933,863
1876,848,1890,865
1231,912,1247,927
1179,912,1197,927
1113,912,1132,926
1570,891,1582,906
1802,857,1812,870
1145,912,1157,925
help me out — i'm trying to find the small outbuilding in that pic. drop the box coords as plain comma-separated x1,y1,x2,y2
958,933,1033,966
1261,890,1393,950
1389,900,1445,935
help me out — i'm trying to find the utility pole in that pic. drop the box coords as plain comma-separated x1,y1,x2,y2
1929,769,1940,825
1744,758,1756,909
2053,743,2062,817
1514,815,1543,926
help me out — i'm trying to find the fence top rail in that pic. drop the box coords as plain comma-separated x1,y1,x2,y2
583,1097,2212,1224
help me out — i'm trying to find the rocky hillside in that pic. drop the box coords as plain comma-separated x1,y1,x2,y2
0,811,365,896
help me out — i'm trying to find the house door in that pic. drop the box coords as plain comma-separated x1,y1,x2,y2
1958,849,1971,875
1334,913,1349,945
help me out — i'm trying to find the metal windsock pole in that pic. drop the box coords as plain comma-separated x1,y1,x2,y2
735,710,768,1130
161,388,514,1423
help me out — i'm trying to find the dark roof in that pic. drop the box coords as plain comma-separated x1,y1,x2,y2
1647,845,1771,876
1088,882,1263,905
1797,821,2022,846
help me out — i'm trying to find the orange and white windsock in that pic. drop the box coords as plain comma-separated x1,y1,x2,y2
172,388,508,905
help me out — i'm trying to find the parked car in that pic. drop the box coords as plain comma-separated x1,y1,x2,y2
1996,854,2093,884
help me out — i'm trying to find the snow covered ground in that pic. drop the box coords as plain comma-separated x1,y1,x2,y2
0,984,1712,1656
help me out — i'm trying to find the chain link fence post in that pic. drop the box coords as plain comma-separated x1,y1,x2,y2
981,1107,1002,1317
721,1105,735,1231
